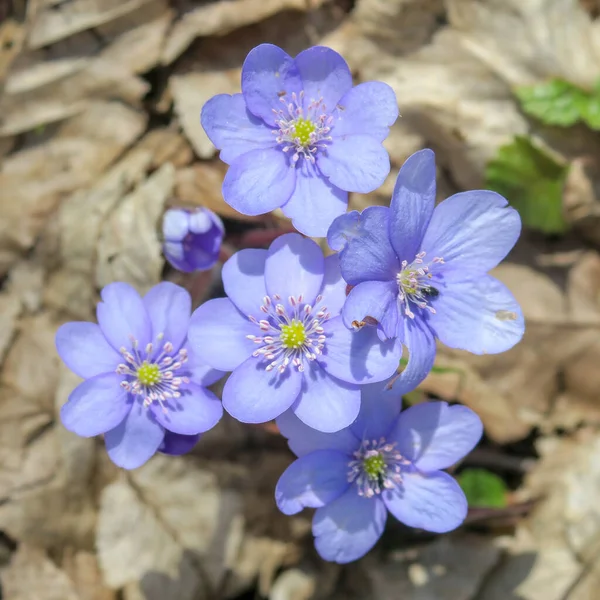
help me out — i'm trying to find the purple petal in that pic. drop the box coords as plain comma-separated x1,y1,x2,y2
159,431,201,456
390,318,436,395
281,159,347,238
105,401,165,470
317,135,390,193
188,298,256,371
319,254,347,317
388,149,436,261
241,43,303,127
328,206,399,286
313,490,387,564
55,322,121,379
150,383,222,435
294,46,352,114
383,471,467,533
222,357,302,423
332,82,398,142
322,316,402,384
222,147,296,216
421,190,521,274
342,280,399,340
275,450,350,515
429,275,524,354
143,282,191,353
162,209,189,242
327,210,359,252
201,93,276,164
185,344,225,387
292,362,360,433
222,248,267,318
96,282,152,352
60,372,130,437
389,402,482,471
350,381,402,441
276,409,359,458
265,233,325,308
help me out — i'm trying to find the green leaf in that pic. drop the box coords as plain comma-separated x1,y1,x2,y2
458,469,508,509
515,78,600,129
485,135,569,234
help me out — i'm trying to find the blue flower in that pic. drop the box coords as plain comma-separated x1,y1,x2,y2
162,207,224,273
201,43,398,237
55,282,224,469
327,149,525,394
275,384,483,563
187,233,401,432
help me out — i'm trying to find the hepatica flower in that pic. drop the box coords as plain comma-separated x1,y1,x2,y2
187,233,401,433
162,207,224,273
201,43,398,237
275,385,483,563
328,149,525,394
55,282,224,469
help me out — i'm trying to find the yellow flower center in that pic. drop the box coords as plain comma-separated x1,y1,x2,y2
279,320,307,349
292,118,316,146
363,453,386,479
137,361,161,386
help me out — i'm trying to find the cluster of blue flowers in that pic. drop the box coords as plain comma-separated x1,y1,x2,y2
55,44,524,564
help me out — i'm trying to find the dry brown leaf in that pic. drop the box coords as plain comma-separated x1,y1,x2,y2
1,58,149,137
95,162,173,292
28,0,159,49
447,0,600,88
97,455,244,598
1,314,60,412
3,544,80,600
0,365,96,548
479,431,600,600
45,137,162,319
364,534,500,600
99,6,173,75
0,19,26,83
0,102,146,277
170,70,240,159
162,0,328,65
62,550,117,600
0,291,21,364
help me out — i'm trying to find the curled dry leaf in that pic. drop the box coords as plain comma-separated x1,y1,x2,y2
95,162,174,293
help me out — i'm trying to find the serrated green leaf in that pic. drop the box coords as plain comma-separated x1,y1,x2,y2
458,469,508,509
485,136,569,234
515,78,600,130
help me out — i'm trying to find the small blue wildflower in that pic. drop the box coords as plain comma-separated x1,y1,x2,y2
275,384,483,563
162,207,224,273
187,233,402,432
327,149,525,394
55,282,224,469
201,43,398,237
